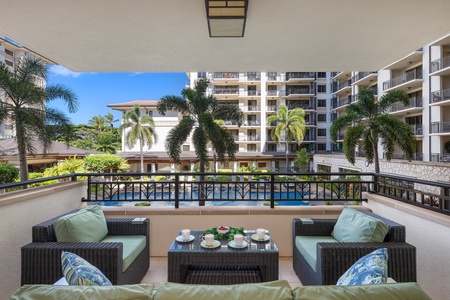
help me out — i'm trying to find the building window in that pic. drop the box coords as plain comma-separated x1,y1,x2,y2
147,111,153,117
247,144,257,152
5,49,13,56
5,60,13,67
317,72,326,78
318,99,326,107
197,72,206,78
317,143,327,150
318,128,326,136
318,114,326,122
183,145,190,151
317,85,326,93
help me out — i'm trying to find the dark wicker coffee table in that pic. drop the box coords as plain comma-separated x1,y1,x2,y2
168,230,279,285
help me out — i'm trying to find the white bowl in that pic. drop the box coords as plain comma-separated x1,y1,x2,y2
217,226,229,234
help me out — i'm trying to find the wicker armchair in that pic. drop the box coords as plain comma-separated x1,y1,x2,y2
21,211,150,285
292,211,417,286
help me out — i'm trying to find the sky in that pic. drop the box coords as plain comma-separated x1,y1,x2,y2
46,65,189,125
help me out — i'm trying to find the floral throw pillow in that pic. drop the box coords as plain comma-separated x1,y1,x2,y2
61,251,112,286
336,248,388,286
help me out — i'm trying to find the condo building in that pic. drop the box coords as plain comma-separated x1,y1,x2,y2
0,36,52,139
112,33,450,178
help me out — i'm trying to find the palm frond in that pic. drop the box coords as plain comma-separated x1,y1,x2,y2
377,89,410,113
330,113,357,142
343,124,365,165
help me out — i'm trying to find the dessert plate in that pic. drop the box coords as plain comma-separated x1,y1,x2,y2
175,235,195,243
228,240,248,249
201,240,221,249
251,234,270,242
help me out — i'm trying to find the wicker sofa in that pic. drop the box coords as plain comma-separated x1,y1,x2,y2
10,280,432,300
21,209,150,285
292,209,417,286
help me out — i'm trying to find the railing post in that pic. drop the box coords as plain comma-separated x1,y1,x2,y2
270,174,275,208
175,174,179,209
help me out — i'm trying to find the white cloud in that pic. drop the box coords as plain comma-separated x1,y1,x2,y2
48,65,82,78
129,72,144,77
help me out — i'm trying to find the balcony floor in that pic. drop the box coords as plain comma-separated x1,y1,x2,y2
142,256,302,288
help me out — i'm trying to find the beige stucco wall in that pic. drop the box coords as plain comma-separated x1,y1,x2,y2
365,193,450,300
0,182,86,300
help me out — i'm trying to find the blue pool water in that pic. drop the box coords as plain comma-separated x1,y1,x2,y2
98,189,309,207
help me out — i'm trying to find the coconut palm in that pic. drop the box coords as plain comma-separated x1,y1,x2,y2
330,87,415,173
95,134,119,154
120,104,158,173
0,57,78,182
89,115,106,132
104,112,119,130
157,78,244,172
158,78,243,205
266,104,306,172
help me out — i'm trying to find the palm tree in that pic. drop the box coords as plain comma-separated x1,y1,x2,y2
330,87,415,173
89,115,106,132
157,78,244,173
120,104,158,173
266,104,306,172
158,78,243,205
104,112,119,130
0,57,78,182
95,134,118,154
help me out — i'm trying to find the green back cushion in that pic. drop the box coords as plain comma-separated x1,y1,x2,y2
10,284,154,300
292,282,431,300
331,207,389,242
154,280,293,300
54,205,108,242
101,235,147,272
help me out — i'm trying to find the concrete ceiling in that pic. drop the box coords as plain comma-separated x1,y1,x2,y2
1,0,450,72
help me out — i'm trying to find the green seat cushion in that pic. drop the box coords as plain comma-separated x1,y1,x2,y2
154,280,293,300
331,207,389,242
101,235,147,272
295,236,338,272
292,282,432,300
54,205,108,242
9,284,154,300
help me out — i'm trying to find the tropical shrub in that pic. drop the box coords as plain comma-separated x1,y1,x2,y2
83,154,130,172
0,162,19,184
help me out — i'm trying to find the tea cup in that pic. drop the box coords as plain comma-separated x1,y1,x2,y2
181,229,190,241
256,228,266,240
203,234,215,246
234,234,244,246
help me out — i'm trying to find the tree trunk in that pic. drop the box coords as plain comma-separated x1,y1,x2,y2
139,135,145,180
16,130,29,188
285,140,290,173
199,161,205,206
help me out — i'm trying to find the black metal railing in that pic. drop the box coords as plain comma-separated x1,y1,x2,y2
387,97,423,113
430,56,450,73
431,88,450,103
213,72,239,79
374,173,450,215
286,72,315,80
351,72,377,84
382,69,422,90
431,121,450,133
3,172,450,216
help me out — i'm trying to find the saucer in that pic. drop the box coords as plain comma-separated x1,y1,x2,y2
251,234,270,242
228,240,248,249
175,235,195,243
201,240,221,249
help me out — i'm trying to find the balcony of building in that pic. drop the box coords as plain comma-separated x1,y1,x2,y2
240,72,261,83
280,87,315,98
334,95,354,109
233,134,261,142
212,86,240,100
351,71,378,86
331,71,351,80
239,89,261,98
241,105,261,112
2,171,450,299
382,68,423,91
211,72,240,81
431,120,450,134
387,96,423,116
266,104,278,112
242,119,261,127
287,99,316,111
266,72,282,82
430,56,450,76
430,88,450,105
381,48,423,71
382,152,424,161
331,80,352,95
284,72,316,83
266,89,281,98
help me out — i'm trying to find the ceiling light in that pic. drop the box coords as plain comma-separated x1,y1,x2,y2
205,0,249,38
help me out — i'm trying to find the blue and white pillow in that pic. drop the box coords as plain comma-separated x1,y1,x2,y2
61,251,112,286
336,248,388,286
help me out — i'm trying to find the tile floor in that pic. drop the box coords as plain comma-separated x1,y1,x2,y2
141,257,302,289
